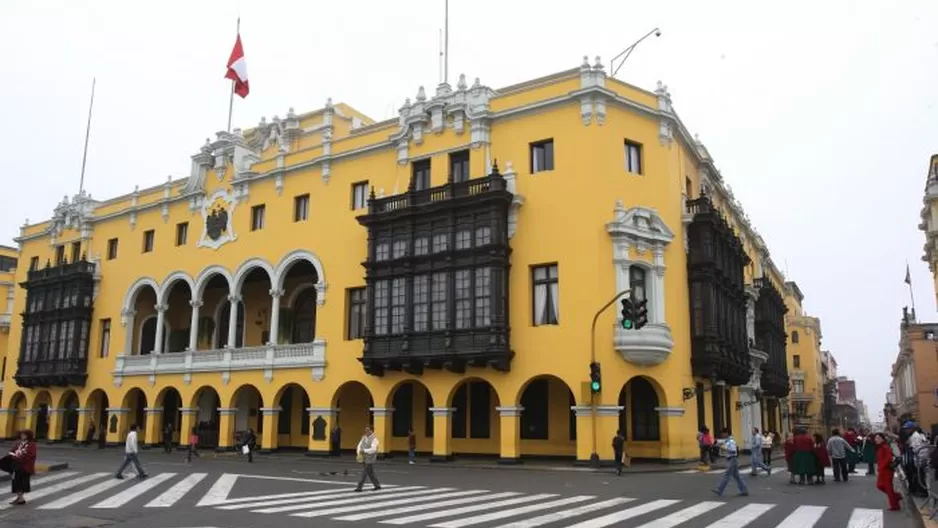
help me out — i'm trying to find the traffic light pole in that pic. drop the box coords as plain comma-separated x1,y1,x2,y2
588,288,631,468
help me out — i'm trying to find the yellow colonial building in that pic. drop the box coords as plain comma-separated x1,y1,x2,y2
0,56,799,462
783,281,826,433
0,245,17,405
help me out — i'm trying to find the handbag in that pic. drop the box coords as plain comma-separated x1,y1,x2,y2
241,444,250,455
0,454,16,474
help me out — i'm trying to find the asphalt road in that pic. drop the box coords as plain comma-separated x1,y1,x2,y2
0,445,918,528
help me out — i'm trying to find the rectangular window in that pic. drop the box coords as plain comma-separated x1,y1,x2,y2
373,281,389,336
530,139,554,173
251,204,265,231
351,181,369,210
793,379,805,393
175,222,189,246
412,159,431,191
469,382,491,439
346,288,367,340
142,230,155,253
449,150,470,183
474,268,491,327
793,355,801,368
455,230,471,250
390,278,406,334
432,233,448,253
294,194,310,222
55,245,65,265
375,243,389,261
414,237,429,256
413,275,429,332
392,240,407,259
431,272,448,330
29,256,39,270
107,238,118,260
475,227,491,246
0,256,15,271
71,241,81,262
532,264,559,326
454,270,472,329
99,319,111,358
625,140,643,174
685,176,692,198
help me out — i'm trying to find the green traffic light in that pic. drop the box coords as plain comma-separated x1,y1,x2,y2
591,381,600,391
622,319,633,329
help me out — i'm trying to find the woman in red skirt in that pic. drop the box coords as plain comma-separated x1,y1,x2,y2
783,433,796,484
873,432,901,511
813,434,831,484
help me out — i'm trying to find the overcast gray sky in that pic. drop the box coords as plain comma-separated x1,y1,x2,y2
3,1,937,418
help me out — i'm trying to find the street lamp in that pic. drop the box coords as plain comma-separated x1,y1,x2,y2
610,28,662,78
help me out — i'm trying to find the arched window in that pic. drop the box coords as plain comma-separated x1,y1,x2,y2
629,266,647,303
628,377,660,441
217,301,244,348
138,317,168,355
791,331,799,344
292,288,318,343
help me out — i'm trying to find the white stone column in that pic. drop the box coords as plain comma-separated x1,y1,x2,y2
153,303,167,354
121,309,137,355
268,289,284,345
226,294,241,348
188,300,202,351
652,245,666,323
739,389,754,450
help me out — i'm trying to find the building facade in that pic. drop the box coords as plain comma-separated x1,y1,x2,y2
783,281,825,433
890,312,938,437
0,245,17,404
0,57,795,462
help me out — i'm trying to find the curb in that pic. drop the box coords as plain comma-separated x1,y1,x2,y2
0,461,69,483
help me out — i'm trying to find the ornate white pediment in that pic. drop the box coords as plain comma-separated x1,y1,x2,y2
606,201,675,246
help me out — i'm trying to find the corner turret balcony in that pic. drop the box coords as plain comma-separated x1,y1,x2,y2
614,324,674,366
789,391,816,402
0,312,10,331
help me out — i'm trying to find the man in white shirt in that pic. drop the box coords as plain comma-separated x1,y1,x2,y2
354,426,381,492
114,424,148,480
713,428,749,497
750,428,771,476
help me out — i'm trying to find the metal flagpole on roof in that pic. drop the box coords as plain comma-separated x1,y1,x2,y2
78,77,96,195
227,17,241,133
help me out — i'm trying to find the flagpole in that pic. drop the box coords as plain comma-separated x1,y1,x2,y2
78,77,96,195
907,262,917,319
227,17,240,133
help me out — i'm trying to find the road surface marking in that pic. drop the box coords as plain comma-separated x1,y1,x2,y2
26,471,80,487
332,492,522,522
565,499,681,528
635,501,724,528
0,472,108,510
380,494,558,525
429,495,595,528
246,486,433,514
146,473,208,507
493,497,635,528
704,503,775,527
291,490,489,518
37,476,127,509
847,508,883,528
92,473,177,508
775,505,828,528
197,474,238,506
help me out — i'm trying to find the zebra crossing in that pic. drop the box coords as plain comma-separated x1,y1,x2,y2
1,469,889,526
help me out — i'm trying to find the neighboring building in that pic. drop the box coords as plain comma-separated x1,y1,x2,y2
821,350,838,430
890,310,938,437
0,57,795,462
834,376,860,430
0,245,16,404
783,282,825,433
857,400,869,428
919,154,938,305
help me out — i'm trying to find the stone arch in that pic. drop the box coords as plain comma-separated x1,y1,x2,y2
193,265,234,300
83,389,110,436
121,387,148,435
189,386,221,447
514,375,577,454
5,391,28,438
155,386,183,443
57,390,81,441
229,383,264,435
384,380,435,451
137,314,170,355
447,378,501,453
331,381,374,450
619,375,665,443
232,258,275,294
274,250,326,295
32,390,53,440
158,271,195,305
122,277,160,313
273,383,310,448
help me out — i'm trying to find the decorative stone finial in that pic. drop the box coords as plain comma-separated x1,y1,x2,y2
204,137,211,145
260,116,267,125
491,159,500,176
23,218,29,226
272,115,280,123
232,127,242,137
457,73,467,90
416,86,427,101
166,175,172,183
287,107,296,118
593,56,603,70
694,133,702,144
582,55,590,67
133,185,139,193
325,97,334,109
472,77,481,88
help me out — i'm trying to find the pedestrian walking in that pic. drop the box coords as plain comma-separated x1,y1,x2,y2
240,429,256,463
407,428,416,465
186,427,200,464
762,431,773,465
873,432,901,511
697,426,713,469
827,428,856,483
712,428,749,497
813,434,831,484
845,427,859,474
792,428,817,485
861,430,876,476
749,428,771,476
8,429,37,505
612,430,626,476
354,426,381,492
114,424,148,480
84,421,96,447
163,422,174,454
783,432,796,483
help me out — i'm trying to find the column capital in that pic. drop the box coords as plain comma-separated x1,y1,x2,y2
596,405,624,417
227,294,242,303
217,407,237,415
269,288,285,298
46,408,65,414
369,407,394,417
259,407,282,416
179,407,198,415
307,407,338,416
154,303,168,313
143,407,164,414
654,406,686,417
106,407,130,414
429,407,456,417
189,299,204,308
495,406,524,417
0,408,16,414
75,407,96,414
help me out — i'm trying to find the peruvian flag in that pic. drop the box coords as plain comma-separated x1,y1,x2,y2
225,33,249,98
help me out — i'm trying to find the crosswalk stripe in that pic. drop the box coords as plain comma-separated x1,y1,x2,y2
380,494,558,525
37,475,128,509
332,492,522,522
27,471,80,487
0,472,109,510
250,487,438,514
494,497,635,528
775,505,828,528
429,495,596,528
847,508,883,528
704,503,775,527
91,473,177,508
145,472,208,507
676,470,700,474
291,490,488,518
196,473,238,506
204,485,354,507
565,499,681,528
635,501,724,528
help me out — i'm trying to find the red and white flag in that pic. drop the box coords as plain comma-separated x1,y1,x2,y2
225,33,249,98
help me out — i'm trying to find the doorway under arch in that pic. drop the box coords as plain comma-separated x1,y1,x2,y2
516,375,576,457
33,391,52,440
59,391,81,441
386,380,434,454
331,382,374,450
448,379,500,455
274,383,310,448
191,386,221,448
157,387,183,445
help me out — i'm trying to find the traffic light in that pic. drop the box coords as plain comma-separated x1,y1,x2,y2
620,298,634,329
589,361,602,394
634,299,648,329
